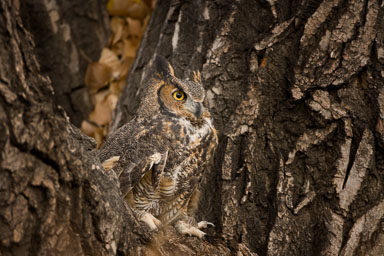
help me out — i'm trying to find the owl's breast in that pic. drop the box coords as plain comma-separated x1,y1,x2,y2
162,116,217,191
168,116,216,146
128,115,217,223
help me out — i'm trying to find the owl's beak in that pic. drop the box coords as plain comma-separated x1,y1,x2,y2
194,104,202,118
185,100,203,119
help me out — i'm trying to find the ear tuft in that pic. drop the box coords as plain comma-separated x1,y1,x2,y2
154,55,175,78
192,71,202,83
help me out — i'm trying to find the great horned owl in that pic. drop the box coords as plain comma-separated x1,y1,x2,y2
99,56,218,238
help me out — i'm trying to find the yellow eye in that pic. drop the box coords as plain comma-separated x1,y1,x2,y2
172,91,185,101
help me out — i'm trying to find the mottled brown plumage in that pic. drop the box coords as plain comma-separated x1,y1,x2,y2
99,56,217,238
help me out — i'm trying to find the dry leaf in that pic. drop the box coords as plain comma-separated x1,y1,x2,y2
99,48,121,79
119,21,132,44
107,0,149,20
110,41,124,57
84,62,112,93
125,1,149,20
99,48,120,68
83,0,156,145
142,13,150,28
80,120,98,136
80,120,106,148
122,39,138,59
149,0,157,9
106,93,119,110
110,17,125,45
127,17,142,38
120,56,135,77
89,93,113,126
142,0,151,7
110,80,126,95
91,89,109,106
94,126,106,148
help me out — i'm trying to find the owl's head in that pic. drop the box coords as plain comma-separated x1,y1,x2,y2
138,56,210,125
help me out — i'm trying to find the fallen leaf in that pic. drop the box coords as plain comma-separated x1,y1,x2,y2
92,89,109,106
110,41,124,57
106,93,119,110
85,62,112,93
107,0,149,20
94,126,106,148
142,0,157,9
80,120,98,136
127,17,143,38
84,0,156,145
110,17,125,45
123,39,138,59
89,93,113,126
99,48,122,79
120,56,135,77
110,79,127,95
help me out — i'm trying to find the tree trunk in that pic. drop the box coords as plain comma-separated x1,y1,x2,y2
114,0,384,255
1,0,384,255
0,1,147,255
19,0,110,127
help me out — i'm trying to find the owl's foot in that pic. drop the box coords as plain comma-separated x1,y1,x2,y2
140,212,162,231
174,220,210,239
197,220,215,229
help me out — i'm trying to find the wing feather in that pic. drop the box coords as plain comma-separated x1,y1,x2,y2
118,151,167,197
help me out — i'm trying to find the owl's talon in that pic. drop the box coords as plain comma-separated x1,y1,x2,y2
197,221,215,229
175,220,207,239
140,212,162,231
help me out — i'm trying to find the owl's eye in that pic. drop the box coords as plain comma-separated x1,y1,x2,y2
172,91,185,101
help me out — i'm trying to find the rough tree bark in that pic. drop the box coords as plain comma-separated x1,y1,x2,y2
114,0,384,255
19,0,110,127
1,0,384,256
0,1,148,255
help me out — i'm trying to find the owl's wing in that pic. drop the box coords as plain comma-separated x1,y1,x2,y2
118,150,168,197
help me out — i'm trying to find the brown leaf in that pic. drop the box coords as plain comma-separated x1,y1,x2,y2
89,91,113,126
143,0,157,9
127,17,143,38
110,80,126,95
80,120,106,148
120,57,135,77
122,39,138,59
110,17,125,45
92,89,109,105
80,120,98,137
99,48,122,79
142,13,150,28
106,93,119,111
107,0,149,20
142,0,152,8
94,127,106,149
84,62,112,93
110,41,124,57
